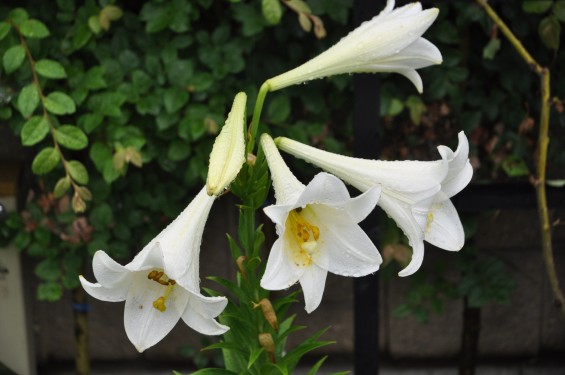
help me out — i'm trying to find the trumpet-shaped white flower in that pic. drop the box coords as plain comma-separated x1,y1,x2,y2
276,132,472,277
266,0,442,93
260,134,382,313
207,92,247,196
80,187,229,352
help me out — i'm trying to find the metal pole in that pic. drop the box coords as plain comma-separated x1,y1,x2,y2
353,1,384,373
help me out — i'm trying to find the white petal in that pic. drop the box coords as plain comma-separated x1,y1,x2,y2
276,137,448,196
158,187,216,290
424,192,464,251
91,250,130,288
438,132,473,197
261,134,305,205
79,276,129,302
299,264,328,313
181,292,229,335
398,69,423,93
308,206,381,277
260,238,300,290
123,273,182,352
263,203,293,229
293,172,351,209
335,185,381,223
207,92,247,196
378,193,425,277
126,241,164,272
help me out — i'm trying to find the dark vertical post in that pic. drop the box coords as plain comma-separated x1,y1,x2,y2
353,1,383,373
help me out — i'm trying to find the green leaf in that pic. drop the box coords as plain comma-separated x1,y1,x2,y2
72,23,92,50
0,107,12,120
54,125,88,150
35,258,60,281
538,16,560,49
21,116,49,146
555,0,565,22
0,22,11,41
37,282,63,301
482,38,501,60
67,160,89,184
53,176,71,198
262,0,283,25
405,96,426,125
3,45,26,74
189,369,238,375
167,140,191,161
164,87,189,114
8,8,29,25
17,84,40,117
44,92,76,115
89,203,113,228
501,155,529,177
32,147,60,174
248,347,265,369
307,356,328,375
547,179,565,187
388,98,404,116
35,59,67,79
267,94,291,123
522,0,553,13
78,113,104,133
84,66,107,89
19,19,50,38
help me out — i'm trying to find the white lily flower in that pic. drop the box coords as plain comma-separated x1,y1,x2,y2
260,134,382,313
276,132,472,277
80,187,229,352
207,92,247,196
266,0,442,93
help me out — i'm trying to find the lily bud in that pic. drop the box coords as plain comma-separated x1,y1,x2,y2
206,92,247,196
258,333,276,363
252,298,279,332
266,0,442,93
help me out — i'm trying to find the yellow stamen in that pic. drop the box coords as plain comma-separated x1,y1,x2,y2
286,208,321,267
147,270,176,313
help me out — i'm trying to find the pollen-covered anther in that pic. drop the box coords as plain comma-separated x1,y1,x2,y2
147,270,176,312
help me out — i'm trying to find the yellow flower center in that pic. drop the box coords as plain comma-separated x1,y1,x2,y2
147,270,176,312
286,208,320,267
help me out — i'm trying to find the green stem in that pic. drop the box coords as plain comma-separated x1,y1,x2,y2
247,81,271,155
476,0,565,316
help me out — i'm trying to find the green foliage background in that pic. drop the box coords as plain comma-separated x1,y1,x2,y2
1,0,564,343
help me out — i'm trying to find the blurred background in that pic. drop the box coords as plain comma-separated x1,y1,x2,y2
1,0,564,374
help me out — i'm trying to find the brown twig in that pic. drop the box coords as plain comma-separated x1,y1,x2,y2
475,0,565,316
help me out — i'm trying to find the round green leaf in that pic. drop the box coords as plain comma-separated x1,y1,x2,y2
21,116,49,146
20,19,50,38
37,282,63,302
35,59,67,79
167,140,191,161
54,125,88,150
539,16,561,50
17,84,40,117
522,0,553,14
32,147,60,174
8,8,29,25
67,160,89,184
555,1,565,22
262,0,282,25
0,22,11,41
53,176,71,198
3,45,25,74
35,258,60,281
44,92,76,115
